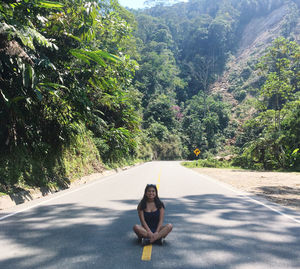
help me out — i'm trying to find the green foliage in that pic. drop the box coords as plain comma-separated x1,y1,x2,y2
143,94,178,129
241,67,252,80
62,128,102,181
150,133,184,160
1,0,299,194
132,0,298,166
0,0,142,190
256,37,299,110
133,13,184,105
0,125,100,194
182,93,231,158
181,158,236,169
235,38,300,170
135,132,154,161
234,89,247,101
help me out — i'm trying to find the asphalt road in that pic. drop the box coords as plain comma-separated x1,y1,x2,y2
1,161,300,269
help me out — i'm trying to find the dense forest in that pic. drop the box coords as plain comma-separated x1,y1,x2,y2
0,0,299,193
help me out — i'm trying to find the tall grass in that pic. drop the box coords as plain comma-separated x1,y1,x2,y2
181,158,239,169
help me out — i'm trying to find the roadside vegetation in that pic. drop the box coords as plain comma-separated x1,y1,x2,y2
181,159,238,169
0,0,299,195
0,0,142,194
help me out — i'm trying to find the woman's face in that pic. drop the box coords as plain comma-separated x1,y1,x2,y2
146,187,156,200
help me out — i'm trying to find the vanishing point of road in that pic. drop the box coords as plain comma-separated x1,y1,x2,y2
1,161,300,268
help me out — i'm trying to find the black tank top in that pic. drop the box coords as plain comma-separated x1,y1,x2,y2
144,209,160,232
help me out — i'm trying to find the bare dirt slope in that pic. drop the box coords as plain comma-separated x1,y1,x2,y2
192,168,300,211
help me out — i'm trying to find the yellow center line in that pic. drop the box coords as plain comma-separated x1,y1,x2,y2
141,244,152,261
141,169,162,261
157,170,161,191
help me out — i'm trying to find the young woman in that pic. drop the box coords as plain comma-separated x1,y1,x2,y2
133,184,173,245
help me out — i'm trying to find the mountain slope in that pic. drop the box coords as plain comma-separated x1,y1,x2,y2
133,0,300,164
211,1,299,131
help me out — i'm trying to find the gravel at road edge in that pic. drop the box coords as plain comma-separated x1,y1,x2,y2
192,168,300,212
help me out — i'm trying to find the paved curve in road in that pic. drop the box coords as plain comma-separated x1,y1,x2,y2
1,161,300,269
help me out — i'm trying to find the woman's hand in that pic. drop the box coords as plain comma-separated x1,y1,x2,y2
153,232,159,241
147,231,154,239
148,232,159,243
147,231,157,243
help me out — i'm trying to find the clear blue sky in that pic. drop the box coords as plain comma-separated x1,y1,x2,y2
118,0,188,10
118,0,146,9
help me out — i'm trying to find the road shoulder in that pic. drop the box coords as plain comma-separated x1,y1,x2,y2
191,167,300,212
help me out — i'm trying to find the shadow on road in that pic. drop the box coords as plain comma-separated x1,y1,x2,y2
162,194,300,268
1,194,300,268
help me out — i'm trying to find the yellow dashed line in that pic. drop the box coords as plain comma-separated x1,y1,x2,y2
157,170,161,190
141,244,152,261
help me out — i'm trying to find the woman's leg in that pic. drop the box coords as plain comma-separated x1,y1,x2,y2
134,223,173,243
157,223,173,239
133,224,148,238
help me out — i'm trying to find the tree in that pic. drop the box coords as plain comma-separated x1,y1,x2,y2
0,0,142,190
236,37,300,170
256,37,299,131
182,93,230,158
0,0,63,150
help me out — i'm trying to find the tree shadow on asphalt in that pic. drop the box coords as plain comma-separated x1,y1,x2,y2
161,194,300,268
6,186,67,207
1,194,300,269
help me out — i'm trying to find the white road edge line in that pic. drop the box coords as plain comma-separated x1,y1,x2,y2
0,171,123,221
187,166,300,225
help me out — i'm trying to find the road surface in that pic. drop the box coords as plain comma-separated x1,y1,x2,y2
1,161,300,268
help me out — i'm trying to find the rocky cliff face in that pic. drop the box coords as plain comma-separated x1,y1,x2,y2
213,1,299,97
210,0,299,146
237,3,292,58
293,0,300,9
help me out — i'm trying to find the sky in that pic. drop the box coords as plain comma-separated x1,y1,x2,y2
118,0,146,9
118,0,188,10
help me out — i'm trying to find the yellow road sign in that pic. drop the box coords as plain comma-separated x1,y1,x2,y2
194,148,201,156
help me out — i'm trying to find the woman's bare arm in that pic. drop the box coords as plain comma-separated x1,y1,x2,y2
155,207,165,233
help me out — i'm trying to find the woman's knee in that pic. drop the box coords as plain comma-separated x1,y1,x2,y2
166,223,173,231
133,224,139,232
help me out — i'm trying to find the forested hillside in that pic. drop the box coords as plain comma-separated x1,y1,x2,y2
0,0,299,194
132,0,300,168
0,0,141,193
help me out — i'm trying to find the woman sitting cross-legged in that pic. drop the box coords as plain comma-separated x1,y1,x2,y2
133,184,173,245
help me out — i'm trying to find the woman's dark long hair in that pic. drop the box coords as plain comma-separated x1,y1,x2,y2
138,184,165,211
